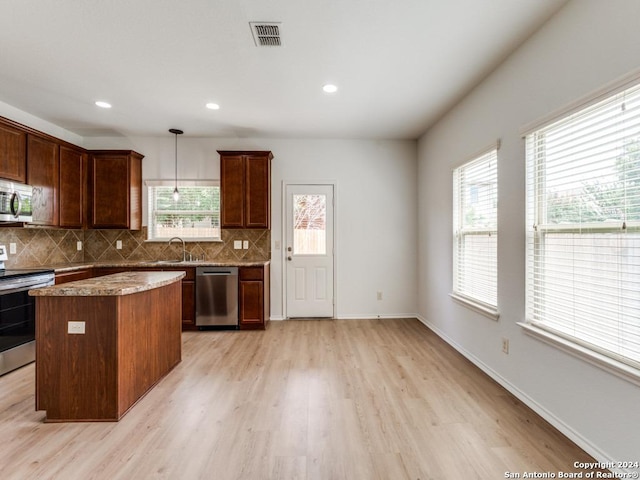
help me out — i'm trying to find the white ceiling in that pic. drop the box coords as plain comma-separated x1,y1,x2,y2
0,0,567,140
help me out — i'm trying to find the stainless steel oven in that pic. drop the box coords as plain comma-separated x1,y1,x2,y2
0,267,54,376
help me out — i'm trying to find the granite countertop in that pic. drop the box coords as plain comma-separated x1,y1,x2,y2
51,260,270,273
30,271,186,297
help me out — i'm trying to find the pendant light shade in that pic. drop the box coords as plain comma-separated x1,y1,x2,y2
169,128,183,201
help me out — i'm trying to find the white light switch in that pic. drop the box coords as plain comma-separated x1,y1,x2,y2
116,240,122,250
68,321,85,334
243,240,249,249
77,241,82,251
9,243,16,254
233,240,242,249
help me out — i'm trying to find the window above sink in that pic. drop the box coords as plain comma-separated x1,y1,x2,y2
146,180,221,242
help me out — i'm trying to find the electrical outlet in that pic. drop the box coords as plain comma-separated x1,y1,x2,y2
116,240,122,250
77,241,82,251
68,321,86,334
502,337,509,354
9,243,16,254
243,240,249,249
233,240,242,249
377,291,383,301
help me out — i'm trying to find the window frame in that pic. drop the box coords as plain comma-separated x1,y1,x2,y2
145,179,221,242
451,147,499,320
522,78,640,384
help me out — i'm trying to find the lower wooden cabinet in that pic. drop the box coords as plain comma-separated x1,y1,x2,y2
55,269,93,285
91,266,196,330
56,264,269,331
239,264,270,330
162,267,196,330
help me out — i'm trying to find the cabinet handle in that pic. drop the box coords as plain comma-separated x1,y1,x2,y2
287,256,292,261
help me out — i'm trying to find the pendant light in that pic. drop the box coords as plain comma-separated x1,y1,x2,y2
169,128,183,201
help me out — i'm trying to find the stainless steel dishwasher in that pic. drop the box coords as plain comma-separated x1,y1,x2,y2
195,267,239,328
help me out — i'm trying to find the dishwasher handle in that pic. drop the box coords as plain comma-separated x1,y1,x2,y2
196,267,238,277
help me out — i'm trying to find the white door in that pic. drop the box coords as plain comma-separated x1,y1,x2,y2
285,184,334,318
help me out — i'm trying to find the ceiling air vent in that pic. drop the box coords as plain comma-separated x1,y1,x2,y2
250,22,282,47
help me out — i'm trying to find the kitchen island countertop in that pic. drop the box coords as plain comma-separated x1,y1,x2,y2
29,271,185,296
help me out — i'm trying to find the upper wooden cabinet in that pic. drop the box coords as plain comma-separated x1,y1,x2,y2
0,120,27,183
89,150,143,230
59,145,86,228
27,134,59,226
218,150,272,229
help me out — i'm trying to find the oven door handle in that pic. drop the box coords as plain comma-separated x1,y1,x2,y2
0,281,53,294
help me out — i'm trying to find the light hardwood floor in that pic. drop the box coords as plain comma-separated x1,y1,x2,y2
1,319,601,480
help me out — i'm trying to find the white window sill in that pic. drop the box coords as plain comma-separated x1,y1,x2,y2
518,322,640,387
450,293,500,321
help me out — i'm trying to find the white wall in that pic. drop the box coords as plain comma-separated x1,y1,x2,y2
417,0,640,467
83,136,418,320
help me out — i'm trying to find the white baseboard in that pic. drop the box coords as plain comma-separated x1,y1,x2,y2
414,314,615,470
272,314,417,321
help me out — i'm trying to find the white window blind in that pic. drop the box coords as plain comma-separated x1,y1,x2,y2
453,149,498,312
525,82,640,370
146,181,221,241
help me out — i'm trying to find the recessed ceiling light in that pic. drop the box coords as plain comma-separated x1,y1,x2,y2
206,103,220,110
95,101,112,109
322,84,338,94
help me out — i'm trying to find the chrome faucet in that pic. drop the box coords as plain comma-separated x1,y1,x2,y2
168,237,186,262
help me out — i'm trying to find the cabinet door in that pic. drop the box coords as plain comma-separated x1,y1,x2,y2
0,122,26,182
245,155,270,228
239,280,264,327
27,135,59,226
181,280,196,329
59,145,85,228
55,269,93,285
90,151,142,229
220,154,244,228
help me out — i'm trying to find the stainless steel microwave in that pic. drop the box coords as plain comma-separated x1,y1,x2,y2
0,179,33,223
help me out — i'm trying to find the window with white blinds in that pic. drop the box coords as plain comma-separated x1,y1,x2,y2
525,82,640,371
452,149,498,315
146,181,221,241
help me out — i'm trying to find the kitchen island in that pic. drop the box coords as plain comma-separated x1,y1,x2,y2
30,271,185,422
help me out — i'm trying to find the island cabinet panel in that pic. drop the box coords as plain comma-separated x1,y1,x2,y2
89,150,143,230
0,120,27,182
35,280,181,422
27,134,59,226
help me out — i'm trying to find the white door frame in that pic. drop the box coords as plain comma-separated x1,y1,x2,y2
281,180,337,319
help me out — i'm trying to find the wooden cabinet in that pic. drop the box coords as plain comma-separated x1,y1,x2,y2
89,150,143,230
59,145,86,228
93,266,196,330
218,151,272,229
55,269,93,285
0,120,27,182
27,134,59,226
162,267,196,330
35,276,182,421
239,264,270,330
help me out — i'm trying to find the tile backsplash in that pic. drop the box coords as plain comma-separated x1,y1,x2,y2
0,227,270,268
